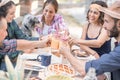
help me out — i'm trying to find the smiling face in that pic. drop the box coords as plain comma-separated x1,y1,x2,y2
0,18,8,43
43,3,56,25
87,1,107,25
5,4,16,23
88,8,100,24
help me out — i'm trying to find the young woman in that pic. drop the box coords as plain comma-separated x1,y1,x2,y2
36,0,69,36
60,1,120,79
70,1,111,58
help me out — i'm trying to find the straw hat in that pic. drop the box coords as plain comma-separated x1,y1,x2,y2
99,1,120,19
0,0,11,7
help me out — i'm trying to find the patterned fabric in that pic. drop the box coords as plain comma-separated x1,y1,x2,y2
4,20,39,58
6,20,39,40
0,20,39,60
36,14,68,36
0,39,17,54
0,20,39,71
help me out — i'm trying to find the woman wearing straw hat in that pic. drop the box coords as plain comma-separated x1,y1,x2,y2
60,1,120,80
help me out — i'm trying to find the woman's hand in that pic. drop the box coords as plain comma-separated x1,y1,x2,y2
93,53,100,59
68,37,79,46
39,36,51,47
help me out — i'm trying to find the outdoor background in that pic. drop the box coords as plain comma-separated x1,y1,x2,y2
13,0,117,38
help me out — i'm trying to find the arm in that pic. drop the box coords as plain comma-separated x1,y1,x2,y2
16,39,50,50
0,37,50,53
59,42,86,76
79,28,110,48
72,25,110,48
85,44,120,75
80,24,99,55
74,24,99,57
80,44,99,58
60,43,120,76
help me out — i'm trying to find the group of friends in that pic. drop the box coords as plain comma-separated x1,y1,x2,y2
0,0,120,80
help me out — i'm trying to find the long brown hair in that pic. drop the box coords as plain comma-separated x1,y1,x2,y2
87,1,108,25
41,0,58,28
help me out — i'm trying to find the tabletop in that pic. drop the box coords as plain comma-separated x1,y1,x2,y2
22,49,87,80
21,47,95,80
23,60,83,80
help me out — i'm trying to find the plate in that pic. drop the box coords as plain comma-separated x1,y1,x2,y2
47,64,75,76
20,53,39,60
24,61,46,71
46,75,73,80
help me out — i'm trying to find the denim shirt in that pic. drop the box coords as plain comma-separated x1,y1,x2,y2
86,43,120,80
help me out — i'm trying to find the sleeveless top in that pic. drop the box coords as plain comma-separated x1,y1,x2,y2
85,23,111,56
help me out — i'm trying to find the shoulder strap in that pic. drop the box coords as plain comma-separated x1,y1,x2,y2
98,27,102,36
87,23,90,32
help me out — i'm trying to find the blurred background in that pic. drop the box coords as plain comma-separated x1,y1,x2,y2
13,0,117,38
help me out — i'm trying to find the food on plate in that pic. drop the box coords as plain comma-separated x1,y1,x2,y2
72,49,89,57
48,64,75,75
46,75,73,80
